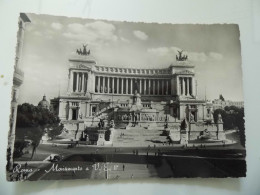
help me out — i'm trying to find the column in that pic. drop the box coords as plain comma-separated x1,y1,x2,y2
107,77,110,93
179,77,182,95
121,78,124,94
191,77,195,96
162,79,165,95
187,77,190,96
112,77,115,94
69,70,74,92
191,78,193,96
85,73,89,92
68,108,72,120
140,79,142,94
166,80,169,95
80,73,82,92
148,79,151,95
157,79,160,95
81,73,85,92
130,78,133,94
144,79,147,95
153,80,155,95
177,76,180,95
102,76,105,93
183,78,186,96
126,78,128,94
76,72,79,92
98,76,100,93
117,78,119,94
180,77,182,95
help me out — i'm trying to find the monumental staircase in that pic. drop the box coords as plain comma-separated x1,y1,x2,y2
111,126,169,147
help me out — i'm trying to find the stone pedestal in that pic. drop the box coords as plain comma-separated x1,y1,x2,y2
180,130,188,145
189,122,196,140
217,132,226,140
97,130,106,146
217,122,226,140
108,127,115,141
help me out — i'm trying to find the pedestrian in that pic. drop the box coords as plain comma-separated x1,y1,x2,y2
123,164,125,171
131,174,134,179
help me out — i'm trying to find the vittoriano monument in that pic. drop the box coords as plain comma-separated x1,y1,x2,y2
50,46,226,146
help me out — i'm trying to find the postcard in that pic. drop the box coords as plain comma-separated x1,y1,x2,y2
6,13,246,181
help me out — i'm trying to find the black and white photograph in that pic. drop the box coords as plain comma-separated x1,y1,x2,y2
6,13,246,181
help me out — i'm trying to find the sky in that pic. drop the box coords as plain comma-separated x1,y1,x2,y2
18,13,244,105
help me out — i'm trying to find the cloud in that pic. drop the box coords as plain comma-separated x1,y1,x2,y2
67,23,85,33
133,30,148,40
147,46,180,56
63,21,117,43
147,46,223,62
209,52,223,60
51,22,63,30
188,52,207,62
33,31,43,36
120,37,130,43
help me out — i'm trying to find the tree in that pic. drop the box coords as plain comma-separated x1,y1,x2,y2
15,103,62,159
47,123,64,140
213,106,245,147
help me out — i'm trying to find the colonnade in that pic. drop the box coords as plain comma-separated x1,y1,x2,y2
179,77,193,96
94,76,171,95
72,72,88,93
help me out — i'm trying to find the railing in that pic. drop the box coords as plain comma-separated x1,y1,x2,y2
95,66,171,75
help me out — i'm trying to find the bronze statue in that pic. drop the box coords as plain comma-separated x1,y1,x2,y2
176,50,188,61
76,44,90,56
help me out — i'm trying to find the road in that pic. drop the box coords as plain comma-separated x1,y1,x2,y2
11,142,246,181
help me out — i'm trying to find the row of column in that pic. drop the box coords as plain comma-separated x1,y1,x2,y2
72,72,88,93
95,76,171,95
179,77,193,96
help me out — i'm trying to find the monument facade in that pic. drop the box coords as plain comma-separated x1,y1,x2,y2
51,46,224,144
